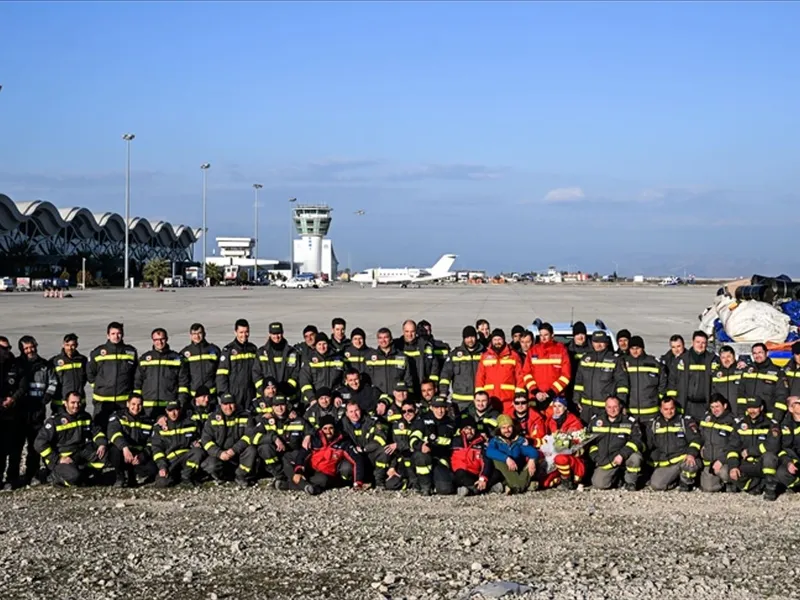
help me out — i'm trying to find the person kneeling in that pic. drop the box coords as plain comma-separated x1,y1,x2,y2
452,416,504,496
34,392,107,487
485,414,539,494
276,416,366,495
107,394,158,487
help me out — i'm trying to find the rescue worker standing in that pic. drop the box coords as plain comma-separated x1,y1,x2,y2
87,322,138,427
299,333,345,403
294,325,318,366
522,322,571,414
727,397,780,501
439,326,484,413
150,399,204,487
666,331,717,421
49,333,87,410
625,336,666,424
342,327,371,375
698,393,737,493
0,342,27,490
778,342,800,408
738,343,785,422
16,335,58,485
107,394,158,487
329,317,349,354
475,329,526,416
646,397,702,491
34,391,107,487
179,323,221,398
418,319,450,374
216,319,258,409
711,345,743,417
133,328,189,417
364,328,413,398
574,331,629,423
252,322,300,398
395,319,439,395
587,396,643,491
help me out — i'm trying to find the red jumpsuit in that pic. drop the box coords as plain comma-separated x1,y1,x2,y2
475,345,526,416
522,340,572,409
513,408,546,447
541,411,586,488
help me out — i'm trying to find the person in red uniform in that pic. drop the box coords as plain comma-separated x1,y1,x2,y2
522,323,572,415
541,397,586,489
475,329,526,416
511,395,546,447
452,416,504,496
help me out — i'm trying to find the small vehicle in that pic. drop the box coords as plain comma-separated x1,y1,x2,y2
0,277,15,292
527,318,618,351
279,277,313,289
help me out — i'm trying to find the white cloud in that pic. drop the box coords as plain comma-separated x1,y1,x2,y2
542,187,585,203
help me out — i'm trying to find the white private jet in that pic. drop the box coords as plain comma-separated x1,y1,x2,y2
351,254,457,288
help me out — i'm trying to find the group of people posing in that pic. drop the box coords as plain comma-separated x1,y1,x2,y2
0,316,798,500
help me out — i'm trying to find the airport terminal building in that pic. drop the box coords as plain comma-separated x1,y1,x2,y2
0,193,200,281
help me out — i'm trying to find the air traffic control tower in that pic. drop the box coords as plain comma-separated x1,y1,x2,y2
293,204,332,276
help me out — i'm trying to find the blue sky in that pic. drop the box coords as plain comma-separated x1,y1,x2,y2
1,2,798,276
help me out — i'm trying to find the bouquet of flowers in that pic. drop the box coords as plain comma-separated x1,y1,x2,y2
538,429,595,473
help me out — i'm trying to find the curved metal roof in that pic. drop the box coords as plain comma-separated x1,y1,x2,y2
0,193,201,248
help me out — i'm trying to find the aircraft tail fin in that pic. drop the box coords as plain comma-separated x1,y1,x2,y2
430,254,457,276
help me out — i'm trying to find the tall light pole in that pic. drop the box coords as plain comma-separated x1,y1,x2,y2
252,184,263,282
122,133,135,288
288,197,297,276
200,163,211,278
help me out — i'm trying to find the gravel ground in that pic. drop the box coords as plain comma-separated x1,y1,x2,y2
0,483,797,600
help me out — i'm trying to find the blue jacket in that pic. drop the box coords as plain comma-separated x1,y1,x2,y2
486,435,539,465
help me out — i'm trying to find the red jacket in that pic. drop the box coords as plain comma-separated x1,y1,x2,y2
544,411,585,435
523,340,572,398
475,345,526,416
451,432,491,479
309,431,360,481
513,408,547,446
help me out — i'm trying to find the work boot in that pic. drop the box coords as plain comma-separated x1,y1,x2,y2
725,483,739,493
113,474,128,488
419,487,432,497
456,486,470,497
235,478,251,489
678,483,692,493
562,478,577,491
273,479,288,491
764,487,778,502
304,483,320,496
624,482,637,492
490,482,505,494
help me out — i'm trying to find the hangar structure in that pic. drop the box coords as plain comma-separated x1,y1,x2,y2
0,193,201,275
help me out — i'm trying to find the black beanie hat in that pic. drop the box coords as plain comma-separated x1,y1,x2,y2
351,327,366,339
462,325,478,338
491,328,506,341
572,321,587,336
630,335,645,349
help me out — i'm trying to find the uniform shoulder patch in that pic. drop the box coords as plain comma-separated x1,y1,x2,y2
312,357,319,363
705,415,712,422
184,351,191,358
596,419,604,426
61,417,69,424
57,359,64,366
220,355,226,362
45,422,52,429
215,414,222,421
269,418,275,425
371,355,378,361
100,349,107,356
146,355,152,361
740,423,748,431
772,428,780,437
231,349,238,356
344,352,350,358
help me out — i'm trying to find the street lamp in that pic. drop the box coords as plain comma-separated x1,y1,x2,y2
122,133,135,288
200,163,211,279
288,197,297,276
252,184,263,282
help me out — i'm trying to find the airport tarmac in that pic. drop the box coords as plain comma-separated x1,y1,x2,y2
1,283,714,358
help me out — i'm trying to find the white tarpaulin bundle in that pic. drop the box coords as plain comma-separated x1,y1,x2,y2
717,299,790,343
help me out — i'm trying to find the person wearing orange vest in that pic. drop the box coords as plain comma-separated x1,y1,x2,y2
475,329,526,416
522,322,572,415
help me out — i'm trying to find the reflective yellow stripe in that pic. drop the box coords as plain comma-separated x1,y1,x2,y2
55,362,83,372
140,360,182,367
92,394,130,402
